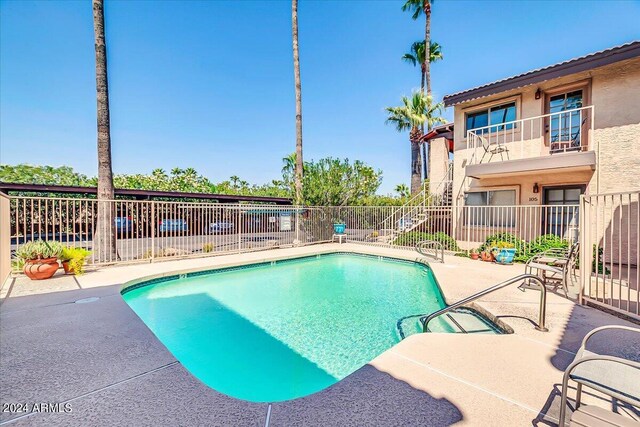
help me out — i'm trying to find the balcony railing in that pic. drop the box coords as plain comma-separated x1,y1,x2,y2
466,105,595,165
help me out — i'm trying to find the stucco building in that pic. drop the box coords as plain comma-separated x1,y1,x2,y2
426,41,640,248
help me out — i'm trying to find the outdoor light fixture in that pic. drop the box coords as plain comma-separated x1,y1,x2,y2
533,183,540,193
535,88,541,99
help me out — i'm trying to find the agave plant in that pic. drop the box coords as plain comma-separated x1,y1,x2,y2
15,240,63,261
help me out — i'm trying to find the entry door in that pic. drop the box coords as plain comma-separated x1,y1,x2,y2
543,186,583,240
547,90,583,153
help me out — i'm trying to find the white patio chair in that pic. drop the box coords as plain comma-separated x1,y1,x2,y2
558,325,640,426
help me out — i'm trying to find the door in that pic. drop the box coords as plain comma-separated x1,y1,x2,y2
543,186,583,240
547,90,583,153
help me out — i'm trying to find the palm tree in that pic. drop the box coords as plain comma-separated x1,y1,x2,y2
394,184,410,199
401,40,442,93
402,39,442,180
292,0,304,205
385,91,445,195
402,0,434,95
93,0,116,262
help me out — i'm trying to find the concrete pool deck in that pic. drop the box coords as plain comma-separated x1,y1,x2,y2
1,244,638,426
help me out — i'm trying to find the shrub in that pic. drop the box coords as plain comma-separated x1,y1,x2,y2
392,231,460,251
60,247,92,275
15,240,63,261
202,243,214,253
478,233,525,254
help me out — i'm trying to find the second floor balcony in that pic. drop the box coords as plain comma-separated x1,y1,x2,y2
464,105,596,179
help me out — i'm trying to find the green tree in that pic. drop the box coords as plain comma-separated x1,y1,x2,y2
394,183,410,199
385,91,445,195
401,40,442,93
402,0,435,96
0,165,91,186
93,0,116,262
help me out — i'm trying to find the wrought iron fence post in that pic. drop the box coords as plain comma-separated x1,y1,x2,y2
151,201,155,262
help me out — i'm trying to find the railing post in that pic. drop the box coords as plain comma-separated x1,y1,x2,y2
150,201,155,261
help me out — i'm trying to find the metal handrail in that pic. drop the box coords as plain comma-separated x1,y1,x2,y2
415,240,444,263
421,274,548,333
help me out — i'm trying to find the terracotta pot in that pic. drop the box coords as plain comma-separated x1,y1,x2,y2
480,252,494,262
470,253,479,260
24,257,59,280
62,261,73,275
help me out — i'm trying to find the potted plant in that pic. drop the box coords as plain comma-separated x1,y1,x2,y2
480,250,494,262
492,241,516,265
60,247,92,275
470,248,479,260
16,240,63,280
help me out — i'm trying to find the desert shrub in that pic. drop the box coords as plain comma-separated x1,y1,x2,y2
392,231,460,251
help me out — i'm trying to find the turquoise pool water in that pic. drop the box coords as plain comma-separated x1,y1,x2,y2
122,253,446,402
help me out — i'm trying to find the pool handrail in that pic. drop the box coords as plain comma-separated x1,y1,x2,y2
421,274,548,333
415,240,444,263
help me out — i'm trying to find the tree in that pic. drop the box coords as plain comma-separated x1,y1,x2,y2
280,156,382,206
394,184,410,199
385,91,445,195
402,0,434,96
401,40,442,93
93,0,116,262
0,165,91,186
292,0,304,205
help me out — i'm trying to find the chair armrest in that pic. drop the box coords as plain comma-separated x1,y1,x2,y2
559,354,640,426
580,325,640,352
563,355,640,404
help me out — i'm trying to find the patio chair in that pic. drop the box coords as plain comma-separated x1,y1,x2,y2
558,325,640,426
525,242,579,296
479,135,509,163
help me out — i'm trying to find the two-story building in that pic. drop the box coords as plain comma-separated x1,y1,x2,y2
427,41,640,248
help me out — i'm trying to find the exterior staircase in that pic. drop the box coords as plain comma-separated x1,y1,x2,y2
377,163,454,245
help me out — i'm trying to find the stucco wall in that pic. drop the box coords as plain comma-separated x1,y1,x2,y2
0,194,11,288
428,137,450,197
451,56,640,200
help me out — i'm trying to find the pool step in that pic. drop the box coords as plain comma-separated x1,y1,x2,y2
428,308,503,334
397,307,503,339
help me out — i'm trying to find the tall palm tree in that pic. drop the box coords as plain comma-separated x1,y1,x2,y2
292,0,304,205
402,38,442,181
402,0,434,95
385,91,445,195
401,40,442,93
93,0,116,262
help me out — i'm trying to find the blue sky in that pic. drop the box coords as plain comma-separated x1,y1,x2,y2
1,0,638,194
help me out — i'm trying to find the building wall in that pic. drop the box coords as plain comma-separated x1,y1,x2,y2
428,137,451,197
451,56,640,205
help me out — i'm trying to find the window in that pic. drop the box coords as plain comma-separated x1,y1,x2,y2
465,189,516,227
465,102,517,134
543,186,582,239
548,90,584,151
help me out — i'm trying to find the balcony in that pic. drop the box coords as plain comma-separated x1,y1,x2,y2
465,106,596,179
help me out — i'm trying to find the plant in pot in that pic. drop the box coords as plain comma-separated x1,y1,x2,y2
16,240,63,280
60,247,92,275
470,248,479,260
332,219,346,234
492,241,516,265
480,241,496,262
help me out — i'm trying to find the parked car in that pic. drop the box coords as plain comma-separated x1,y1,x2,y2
158,219,188,234
115,216,134,236
206,221,234,234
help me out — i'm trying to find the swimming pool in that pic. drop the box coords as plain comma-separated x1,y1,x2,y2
122,253,446,402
